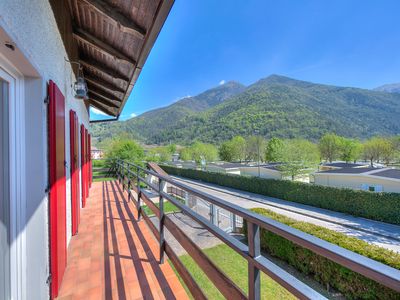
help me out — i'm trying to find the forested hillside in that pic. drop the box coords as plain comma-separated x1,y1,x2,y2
92,75,400,145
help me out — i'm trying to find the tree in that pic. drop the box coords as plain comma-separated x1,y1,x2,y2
319,133,342,162
181,142,218,164
167,143,177,154
105,138,144,165
362,137,394,166
179,147,192,161
246,136,266,162
265,137,284,162
146,146,171,163
218,136,246,162
279,139,319,180
219,141,234,162
230,136,246,162
339,138,362,163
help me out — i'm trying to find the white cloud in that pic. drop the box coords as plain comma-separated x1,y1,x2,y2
219,80,226,85
119,112,138,120
90,107,108,116
172,95,191,103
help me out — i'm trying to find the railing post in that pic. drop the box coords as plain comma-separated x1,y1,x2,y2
159,178,165,264
210,204,218,225
127,164,131,202
136,165,141,220
248,221,261,300
232,213,237,233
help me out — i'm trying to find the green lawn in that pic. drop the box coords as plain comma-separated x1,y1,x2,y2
142,201,181,216
172,244,294,299
92,168,115,182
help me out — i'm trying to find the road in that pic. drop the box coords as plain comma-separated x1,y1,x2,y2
171,176,400,253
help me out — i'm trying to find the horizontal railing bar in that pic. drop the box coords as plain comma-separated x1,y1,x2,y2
165,242,207,300
160,190,249,255
254,256,327,300
141,207,160,240
116,162,400,293
160,190,325,299
164,216,247,299
140,190,160,219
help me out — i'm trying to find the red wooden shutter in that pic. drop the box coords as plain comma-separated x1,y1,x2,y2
48,80,67,299
69,110,80,235
88,133,92,188
80,124,86,207
85,128,89,197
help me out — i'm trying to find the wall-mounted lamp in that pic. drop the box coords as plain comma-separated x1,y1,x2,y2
65,58,88,100
74,68,88,100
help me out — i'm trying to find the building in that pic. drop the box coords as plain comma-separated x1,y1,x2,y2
313,167,400,193
91,146,104,160
0,1,172,299
239,164,283,179
205,162,243,175
319,162,370,171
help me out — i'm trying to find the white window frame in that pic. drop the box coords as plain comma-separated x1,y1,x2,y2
0,53,26,300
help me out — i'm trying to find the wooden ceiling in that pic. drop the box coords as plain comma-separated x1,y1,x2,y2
51,0,174,117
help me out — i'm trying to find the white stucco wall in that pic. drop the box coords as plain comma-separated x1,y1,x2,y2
0,1,90,299
239,167,282,179
314,173,400,193
205,165,241,175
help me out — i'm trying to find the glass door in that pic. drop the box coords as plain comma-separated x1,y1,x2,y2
0,68,11,300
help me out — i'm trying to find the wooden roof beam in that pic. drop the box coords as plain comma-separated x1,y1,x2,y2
89,100,117,116
85,75,126,95
80,58,130,83
81,0,146,39
88,85,122,102
88,91,120,108
73,27,136,65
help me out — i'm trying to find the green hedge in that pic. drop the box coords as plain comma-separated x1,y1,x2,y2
161,166,400,225
243,208,400,300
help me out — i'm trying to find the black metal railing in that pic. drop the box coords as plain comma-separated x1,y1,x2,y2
115,160,400,300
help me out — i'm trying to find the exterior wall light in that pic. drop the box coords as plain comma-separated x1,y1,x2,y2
65,58,88,100
74,73,88,100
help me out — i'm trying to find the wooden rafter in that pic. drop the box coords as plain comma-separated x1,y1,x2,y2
88,92,120,108
88,85,122,103
85,75,126,94
81,0,146,39
73,27,136,65
80,58,130,82
89,100,117,116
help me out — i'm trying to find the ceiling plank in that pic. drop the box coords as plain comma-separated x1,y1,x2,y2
88,85,122,102
85,75,126,95
89,100,117,116
80,58,130,83
88,92,120,108
73,27,136,65
81,0,146,39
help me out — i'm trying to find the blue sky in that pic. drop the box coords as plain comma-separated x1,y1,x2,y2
91,0,400,120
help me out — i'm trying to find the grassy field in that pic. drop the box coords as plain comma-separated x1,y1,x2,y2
172,244,294,299
142,201,180,216
92,160,115,182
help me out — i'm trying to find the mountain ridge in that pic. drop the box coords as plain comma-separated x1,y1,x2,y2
91,75,400,145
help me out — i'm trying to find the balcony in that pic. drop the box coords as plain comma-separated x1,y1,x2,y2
57,180,188,299
56,161,400,299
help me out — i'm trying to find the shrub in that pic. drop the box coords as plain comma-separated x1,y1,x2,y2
92,159,107,168
160,166,400,225
243,208,400,300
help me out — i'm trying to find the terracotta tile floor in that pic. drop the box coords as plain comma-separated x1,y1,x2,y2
57,180,189,300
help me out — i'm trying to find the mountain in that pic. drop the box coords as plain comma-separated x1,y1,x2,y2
91,75,400,145
91,81,246,143
374,82,400,94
